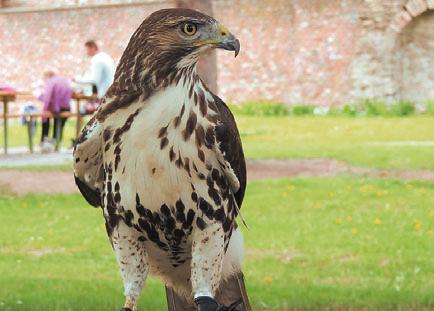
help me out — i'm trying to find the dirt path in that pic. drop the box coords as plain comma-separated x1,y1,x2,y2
2,159,434,195
0,170,76,195
247,159,434,181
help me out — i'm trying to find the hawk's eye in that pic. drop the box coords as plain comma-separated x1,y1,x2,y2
182,23,197,36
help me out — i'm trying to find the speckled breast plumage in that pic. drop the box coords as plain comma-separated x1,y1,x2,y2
99,80,237,279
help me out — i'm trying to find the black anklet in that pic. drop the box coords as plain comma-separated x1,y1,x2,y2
194,296,219,311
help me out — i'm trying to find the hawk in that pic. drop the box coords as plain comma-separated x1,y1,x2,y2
73,8,250,311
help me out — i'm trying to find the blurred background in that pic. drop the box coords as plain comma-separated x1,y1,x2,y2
0,1,433,310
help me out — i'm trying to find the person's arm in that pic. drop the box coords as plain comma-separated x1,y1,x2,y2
75,57,103,85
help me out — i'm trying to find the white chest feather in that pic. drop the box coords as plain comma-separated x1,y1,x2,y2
105,80,218,211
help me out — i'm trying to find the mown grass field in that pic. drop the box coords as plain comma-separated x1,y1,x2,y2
1,114,434,310
236,116,434,170
4,116,434,169
0,178,433,311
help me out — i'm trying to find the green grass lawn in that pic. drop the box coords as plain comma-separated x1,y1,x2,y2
0,177,433,311
236,116,434,170
4,116,434,170
1,112,434,310
1,119,88,151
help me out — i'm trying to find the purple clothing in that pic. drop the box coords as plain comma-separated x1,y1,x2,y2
0,85,16,93
38,75,72,113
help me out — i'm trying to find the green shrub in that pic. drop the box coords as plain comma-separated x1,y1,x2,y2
390,101,415,116
425,101,434,115
362,100,389,116
231,100,289,117
341,104,359,117
230,99,418,118
291,104,314,116
357,100,415,117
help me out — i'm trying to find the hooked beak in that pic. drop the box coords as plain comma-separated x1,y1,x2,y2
216,34,241,58
193,24,241,57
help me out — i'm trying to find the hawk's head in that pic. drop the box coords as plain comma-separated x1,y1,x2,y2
113,8,240,92
144,8,240,60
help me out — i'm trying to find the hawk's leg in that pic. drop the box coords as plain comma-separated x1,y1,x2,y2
191,222,225,310
111,220,149,311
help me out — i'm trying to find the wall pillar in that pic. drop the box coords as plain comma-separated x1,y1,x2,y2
176,0,218,93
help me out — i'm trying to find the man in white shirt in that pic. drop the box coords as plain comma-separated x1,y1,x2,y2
74,40,115,98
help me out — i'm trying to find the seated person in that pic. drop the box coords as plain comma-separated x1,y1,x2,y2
38,70,72,144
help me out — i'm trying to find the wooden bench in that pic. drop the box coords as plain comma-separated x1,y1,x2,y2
0,91,97,154
4,111,82,153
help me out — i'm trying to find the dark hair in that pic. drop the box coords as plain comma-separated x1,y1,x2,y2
85,40,98,50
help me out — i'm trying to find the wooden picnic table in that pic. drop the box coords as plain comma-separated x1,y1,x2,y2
0,91,98,154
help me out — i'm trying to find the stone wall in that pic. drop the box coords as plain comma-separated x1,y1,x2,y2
347,1,406,103
398,10,434,102
389,0,434,103
2,0,434,105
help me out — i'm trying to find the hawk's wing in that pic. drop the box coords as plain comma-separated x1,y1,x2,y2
213,95,247,209
72,82,140,208
73,115,104,207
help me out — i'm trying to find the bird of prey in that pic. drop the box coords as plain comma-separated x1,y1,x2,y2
73,8,250,311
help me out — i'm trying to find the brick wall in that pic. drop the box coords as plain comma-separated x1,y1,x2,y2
2,0,434,105
0,1,175,91
214,0,362,105
2,0,153,8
